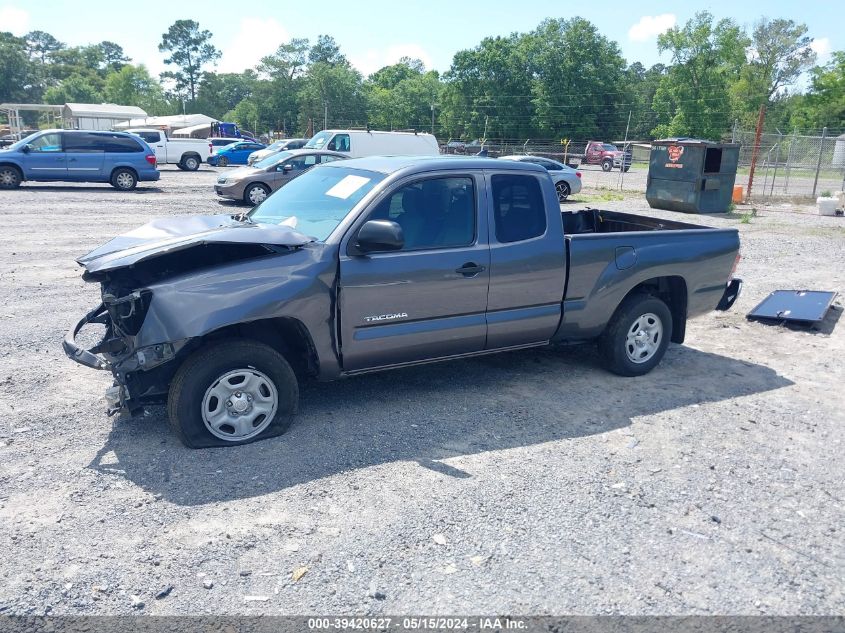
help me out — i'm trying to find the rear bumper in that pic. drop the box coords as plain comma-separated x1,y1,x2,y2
716,278,742,311
139,170,161,182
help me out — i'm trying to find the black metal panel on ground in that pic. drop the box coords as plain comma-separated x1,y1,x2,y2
747,290,837,325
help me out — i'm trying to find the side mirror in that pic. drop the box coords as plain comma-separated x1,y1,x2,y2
21,144,31,154
283,164,293,172
356,220,404,253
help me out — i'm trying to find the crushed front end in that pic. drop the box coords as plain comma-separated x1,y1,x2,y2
63,289,188,416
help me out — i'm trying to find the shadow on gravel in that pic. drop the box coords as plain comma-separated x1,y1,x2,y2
89,343,792,505
11,185,164,193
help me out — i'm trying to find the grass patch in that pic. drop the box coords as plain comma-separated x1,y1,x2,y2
740,208,757,224
574,191,626,202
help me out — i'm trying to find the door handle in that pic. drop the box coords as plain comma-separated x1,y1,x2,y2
455,262,485,276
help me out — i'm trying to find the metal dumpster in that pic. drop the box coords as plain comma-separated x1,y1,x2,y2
646,138,740,213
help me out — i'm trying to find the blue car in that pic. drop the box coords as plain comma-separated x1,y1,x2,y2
0,129,160,190
207,140,267,167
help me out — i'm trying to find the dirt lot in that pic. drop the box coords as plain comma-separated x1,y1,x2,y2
0,166,843,616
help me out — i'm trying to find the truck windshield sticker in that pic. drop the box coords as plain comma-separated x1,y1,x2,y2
325,175,371,199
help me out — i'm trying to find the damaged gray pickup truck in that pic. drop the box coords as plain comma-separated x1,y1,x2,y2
65,156,742,448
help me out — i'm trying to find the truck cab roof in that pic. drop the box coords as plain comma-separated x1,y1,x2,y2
322,155,547,176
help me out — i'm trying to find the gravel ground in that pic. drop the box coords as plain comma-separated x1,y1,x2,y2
0,166,843,616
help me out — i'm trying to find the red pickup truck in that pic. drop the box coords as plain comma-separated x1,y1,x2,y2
582,141,631,172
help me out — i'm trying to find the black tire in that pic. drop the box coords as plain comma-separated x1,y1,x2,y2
598,293,673,377
217,156,229,167
0,165,22,189
244,183,270,206
167,339,298,449
601,158,613,172
182,155,200,171
111,168,137,190
555,181,571,202
176,163,187,171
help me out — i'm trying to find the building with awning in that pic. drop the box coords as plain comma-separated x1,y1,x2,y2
62,103,148,130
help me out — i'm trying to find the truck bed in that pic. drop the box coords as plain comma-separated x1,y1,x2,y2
561,209,706,235
555,209,740,343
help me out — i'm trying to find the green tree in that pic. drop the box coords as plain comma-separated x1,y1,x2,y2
622,63,666,140
104,64,168,114
731,18,816,125
652,11,750,139
0,32,33,102
158,19,220,101
440,33,534,139
259,38,310,80
528,17,627,139
298,61,366,131
195,71,259,120
791,51,845,129
24,30,64,64
44,72,101,104
365,60,442,131
308,35,346,67
98,41,130,71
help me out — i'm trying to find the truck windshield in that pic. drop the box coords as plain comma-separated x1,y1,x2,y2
249,166,384,240
602,144,618,151
305,131,332,149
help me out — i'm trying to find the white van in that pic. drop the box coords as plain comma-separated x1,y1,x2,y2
304,129,439,158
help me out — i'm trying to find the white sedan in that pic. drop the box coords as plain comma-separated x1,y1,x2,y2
499,155,582,201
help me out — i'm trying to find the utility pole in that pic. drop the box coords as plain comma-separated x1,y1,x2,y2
324,103,328,131
812,127,827,198
430,104,436,134
746,104,766,201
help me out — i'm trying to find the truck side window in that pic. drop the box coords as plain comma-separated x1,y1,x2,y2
30,133,62,152
332,134,351,152
491,174,546,243
369,177,475,250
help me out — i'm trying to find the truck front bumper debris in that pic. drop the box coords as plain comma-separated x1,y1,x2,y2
716,278,742,311
63,303,112,370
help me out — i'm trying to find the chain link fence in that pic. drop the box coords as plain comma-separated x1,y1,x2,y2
442,130,845,199
730,127,845,200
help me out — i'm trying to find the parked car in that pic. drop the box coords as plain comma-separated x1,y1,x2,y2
207,137,242,151
126,129,211,171
582,141,632,172
65,156,742,448
0,129,159,190
499,154,582,201
304,129,439,158
247,139,308,166
207,140,267,167
216,149,346,205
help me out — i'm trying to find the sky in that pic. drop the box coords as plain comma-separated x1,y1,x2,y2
0,0,840,79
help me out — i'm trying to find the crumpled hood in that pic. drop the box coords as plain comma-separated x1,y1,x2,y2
78,213,313,274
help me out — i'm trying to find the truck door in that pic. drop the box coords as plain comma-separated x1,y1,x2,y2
140,131,165,163
338,173,489,371
22,132,66,179
484,172,567,349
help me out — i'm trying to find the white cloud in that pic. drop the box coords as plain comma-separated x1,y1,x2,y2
0,5,29,34
217,17,290,73
810,37,831,61
628,14,676,42
350,43,434,77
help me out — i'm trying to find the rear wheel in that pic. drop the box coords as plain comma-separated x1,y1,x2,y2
182,155,200,171
217,156,229,167
0,166,22,189
555,181,571,202
598,293,672,376
110,168,137,190
167,340,298,448
601,158,613,172
244,183,270,206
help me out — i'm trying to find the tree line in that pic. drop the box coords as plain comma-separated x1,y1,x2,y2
1,12,842,141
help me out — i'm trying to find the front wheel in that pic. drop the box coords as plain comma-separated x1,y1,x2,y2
0,165,22,189
111,168,137,190
601,158,613,172
217,156,229,167
598,293,672,376
167,340,299,448
555,181,571,202
244,183,270,206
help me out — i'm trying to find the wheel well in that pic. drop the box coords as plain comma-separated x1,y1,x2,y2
181,152,200,162
110,166,138,180
0,163,22,176
625,276,688,344
196,317,319,378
